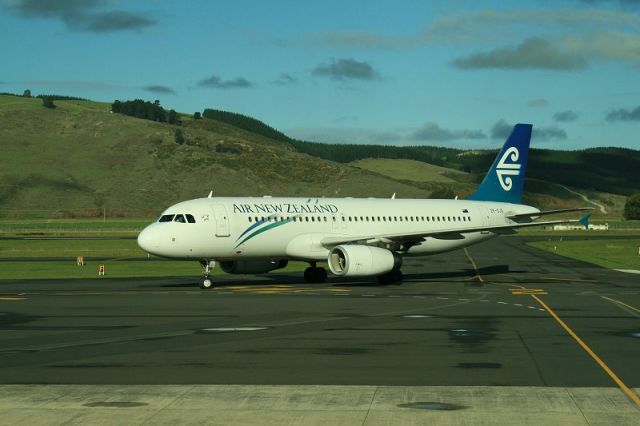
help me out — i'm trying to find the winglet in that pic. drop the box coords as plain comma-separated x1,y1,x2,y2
579,214,591,230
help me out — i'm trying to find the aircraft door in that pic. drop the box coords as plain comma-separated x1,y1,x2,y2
480,207,491,234
211,205,230,237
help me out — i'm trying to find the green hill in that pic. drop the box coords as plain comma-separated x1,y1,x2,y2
0,95,632,219
0,96,431,218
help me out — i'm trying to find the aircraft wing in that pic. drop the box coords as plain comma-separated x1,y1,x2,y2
320,215,591,248
507,207,593,222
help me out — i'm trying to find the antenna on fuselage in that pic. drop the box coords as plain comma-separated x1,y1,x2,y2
207,190,213,198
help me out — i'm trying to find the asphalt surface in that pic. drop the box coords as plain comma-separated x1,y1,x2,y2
0,236,639,388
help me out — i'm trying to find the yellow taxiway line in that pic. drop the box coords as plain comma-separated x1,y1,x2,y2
463,249,640,407
601,295,640,315
463,248,485,284
531,294,640,407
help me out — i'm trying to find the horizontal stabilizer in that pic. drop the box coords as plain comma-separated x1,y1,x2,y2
508,207,594,221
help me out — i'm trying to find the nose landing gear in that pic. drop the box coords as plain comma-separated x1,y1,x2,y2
199,260,216,289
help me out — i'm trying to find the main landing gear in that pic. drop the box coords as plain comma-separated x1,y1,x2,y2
377,268,403,285
304,262,328,284
199,260,215,289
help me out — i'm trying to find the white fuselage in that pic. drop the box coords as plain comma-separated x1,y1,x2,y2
137,196,539,262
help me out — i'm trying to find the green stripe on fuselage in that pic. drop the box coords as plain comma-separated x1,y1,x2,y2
234,219,291,248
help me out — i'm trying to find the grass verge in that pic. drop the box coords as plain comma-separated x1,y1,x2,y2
527,239,640,270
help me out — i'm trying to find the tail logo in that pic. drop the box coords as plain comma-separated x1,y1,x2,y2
496,147,521,191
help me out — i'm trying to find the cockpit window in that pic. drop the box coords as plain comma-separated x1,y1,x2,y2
186,214,196,223
159,214,174,222
174,214,186,223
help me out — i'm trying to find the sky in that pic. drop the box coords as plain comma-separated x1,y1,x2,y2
1,0,640,149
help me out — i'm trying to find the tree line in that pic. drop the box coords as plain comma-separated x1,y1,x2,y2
202,109,292,142
112,99,179,124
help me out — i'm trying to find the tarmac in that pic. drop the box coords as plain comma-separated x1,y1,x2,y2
0,236,639,424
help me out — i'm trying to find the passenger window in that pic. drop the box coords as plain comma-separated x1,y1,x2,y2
186,214,196,223
159,214,174,222
174,214,186,223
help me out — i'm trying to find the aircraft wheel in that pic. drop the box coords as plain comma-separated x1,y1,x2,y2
377,269,402,285
304,267,327,283
200,276,213,289
316,267,328,283
304,267,314,283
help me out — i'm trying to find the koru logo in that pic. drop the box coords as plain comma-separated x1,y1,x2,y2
496,147,521,191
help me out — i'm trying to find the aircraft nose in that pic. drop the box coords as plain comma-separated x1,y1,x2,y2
137,226,157,254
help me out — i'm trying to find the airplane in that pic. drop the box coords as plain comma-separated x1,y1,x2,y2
137,123,592,288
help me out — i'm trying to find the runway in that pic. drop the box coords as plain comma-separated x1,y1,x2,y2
1,236,639,424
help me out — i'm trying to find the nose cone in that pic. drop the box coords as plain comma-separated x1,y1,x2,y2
137,226,158,254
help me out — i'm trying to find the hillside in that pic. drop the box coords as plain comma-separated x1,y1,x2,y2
192,106,640,197
0,95,631,219
0,96,431,218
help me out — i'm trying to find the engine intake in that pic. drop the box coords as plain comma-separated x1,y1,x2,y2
220,260,288,274
328,245,401,277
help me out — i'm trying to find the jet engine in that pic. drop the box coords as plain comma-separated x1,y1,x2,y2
328,245,401,277
219,260,288,274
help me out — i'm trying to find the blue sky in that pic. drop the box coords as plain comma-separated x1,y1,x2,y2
2,0,640,149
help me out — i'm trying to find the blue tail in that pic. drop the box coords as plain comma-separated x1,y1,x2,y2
467,123,532,204
579,214,591,230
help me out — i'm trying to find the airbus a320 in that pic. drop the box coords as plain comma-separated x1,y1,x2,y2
137,124,591,288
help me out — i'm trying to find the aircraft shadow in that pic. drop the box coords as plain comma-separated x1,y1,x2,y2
157,264,522,288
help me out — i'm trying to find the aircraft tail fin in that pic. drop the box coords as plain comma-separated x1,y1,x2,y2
579,213,591,230
467,123,532,204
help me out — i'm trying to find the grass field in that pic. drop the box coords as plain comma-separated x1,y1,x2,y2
350,158,469,183
0,259,310,281
0,237,309,280
528,239,640,270
0,219,148,237
0,238,146,258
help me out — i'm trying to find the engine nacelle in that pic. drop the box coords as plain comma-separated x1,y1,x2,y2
328,245,401,277
219,260,288,274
